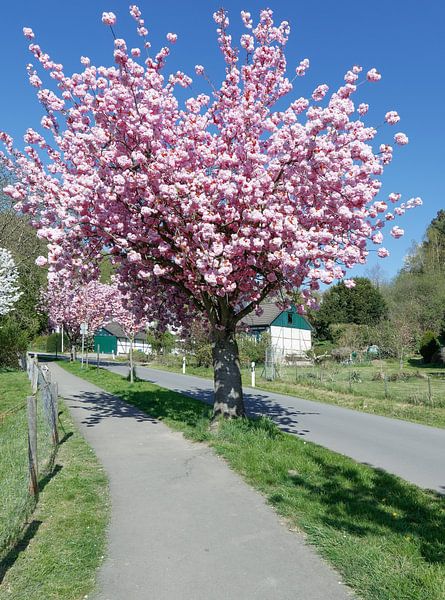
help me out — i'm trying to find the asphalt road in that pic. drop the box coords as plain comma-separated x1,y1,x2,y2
48,362,352,600
105,363,445,494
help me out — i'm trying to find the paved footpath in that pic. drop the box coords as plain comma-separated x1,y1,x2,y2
103,364,445,494
48,362,352,600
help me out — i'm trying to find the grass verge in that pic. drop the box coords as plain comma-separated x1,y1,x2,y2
144,360,445,429
61,361,445,600
0,371,109,600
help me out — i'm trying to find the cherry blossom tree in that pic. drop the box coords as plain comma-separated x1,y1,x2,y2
0,247,22,317
112,281,149,383
44,275,118,360
1,7,421,417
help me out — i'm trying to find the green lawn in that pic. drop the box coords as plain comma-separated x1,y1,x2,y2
61,361,445,600
0,370,109,600
144,358,445,429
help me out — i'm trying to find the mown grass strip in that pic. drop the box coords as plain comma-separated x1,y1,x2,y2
61,361,445,600
0,373,109,600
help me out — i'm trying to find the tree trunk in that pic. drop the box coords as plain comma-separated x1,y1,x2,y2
212,328,245,419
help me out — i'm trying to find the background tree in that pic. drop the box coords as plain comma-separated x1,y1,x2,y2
0,248,22,317
384,210,445,343
44,277,119,360
369,315,416,369
314,278,387,340
0,169,47,338
1,7,418,417
113,294,149,383
418,331,440,364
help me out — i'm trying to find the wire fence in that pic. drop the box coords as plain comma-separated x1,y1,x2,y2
0,355,60,559
273,362,445,408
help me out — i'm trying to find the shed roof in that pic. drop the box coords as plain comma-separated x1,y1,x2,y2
101,321,147,341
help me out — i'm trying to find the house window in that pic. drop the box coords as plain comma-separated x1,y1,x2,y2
287,312,293,325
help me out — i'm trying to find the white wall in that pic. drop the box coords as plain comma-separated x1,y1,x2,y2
116,338,152,355
269,325,312,359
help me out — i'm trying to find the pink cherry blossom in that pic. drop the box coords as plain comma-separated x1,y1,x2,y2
390,226,404,238
358,103,369,116
129,5,141,20
241,11,253,28
312,84,329,101
366,68,381,82
385,111,400,125
166,33,178,43
35,255,47,266
296,58,309,76
101,12,116,26
394,132,409,145
23,27,34,39
343,279,356,289
377,247,390,258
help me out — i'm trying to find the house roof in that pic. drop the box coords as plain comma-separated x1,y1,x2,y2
101,321,148,341
241,302,287,327
241,301,313,330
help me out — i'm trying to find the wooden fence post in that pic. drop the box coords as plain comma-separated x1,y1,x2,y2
27,395,39,498
427,376,433,406
31,358,39,394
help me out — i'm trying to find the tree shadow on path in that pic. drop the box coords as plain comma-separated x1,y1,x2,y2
66,391,160,427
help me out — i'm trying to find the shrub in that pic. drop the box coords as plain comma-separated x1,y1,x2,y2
0,319,28,368
193,342,213,368
331,347,351,363
30,334,49,352
132,349,149,363
238,332,270,367
431,347,445,365
46,332,69,353
419,331,440,363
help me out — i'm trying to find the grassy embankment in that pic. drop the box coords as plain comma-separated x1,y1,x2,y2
61,361,445,600
141,358,445,428
0,370,109,600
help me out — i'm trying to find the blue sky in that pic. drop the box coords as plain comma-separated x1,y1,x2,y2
1,0,443,281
